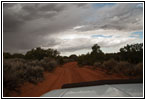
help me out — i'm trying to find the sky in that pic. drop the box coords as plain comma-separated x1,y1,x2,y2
3,3,143,56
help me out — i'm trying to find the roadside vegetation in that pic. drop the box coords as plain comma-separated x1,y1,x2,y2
3,43,143,96
3,48,60,96
77,43,143,78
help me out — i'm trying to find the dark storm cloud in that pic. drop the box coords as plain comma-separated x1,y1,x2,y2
3,3,90,53
3,5,23,32
3,13,23,32
4,32,60,54
3,3,143,54
20,3,66,20
3,3,89,34
3,3,66,31
3,3,64,51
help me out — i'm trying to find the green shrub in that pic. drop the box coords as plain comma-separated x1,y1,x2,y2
115,61,134,76
40,57,58,72
56,56,64,65
24,65,44,84
133,62,143,77
27,60,40,66
3,58,45,96
103,59,118,72
3,71,22,96
94,62,102,67
93,62,102,70
3,59,25,96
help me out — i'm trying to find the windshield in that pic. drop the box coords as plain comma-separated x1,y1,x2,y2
3,2,143,98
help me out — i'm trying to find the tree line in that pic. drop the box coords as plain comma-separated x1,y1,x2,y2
78,43,143,66
3,43,143,65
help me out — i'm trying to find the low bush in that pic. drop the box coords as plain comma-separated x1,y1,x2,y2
56,56,64,65
115,61,134,76
24,65,44,84
94,62,102,67
133,62,143,77
93,62,102,70
103,59,118,74
40,57,58,72
3,70,22,96
3,59,25,96
27,60,40,66
63,58,74,63
102,61,143,77
3,58,46,96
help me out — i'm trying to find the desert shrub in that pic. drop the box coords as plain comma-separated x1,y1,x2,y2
115,61,134,76
3,52,12,59
94,62,102,67
101,60,143,77
25,47,60,60
3,59,26,96
3,52,25,59
103,59,118,70
63,58,74,63
3,58,45,96
3,70,22,96
27,60,40,66
93,62,102,70
56,56,75,65
40,57,58,72
115,61,129,72
133,62,143,77
69,54,78,61
3,58,26,81
56,56,64,65
24,65,44,84
103,59,118,74
77,53,91,66
12,53,25,59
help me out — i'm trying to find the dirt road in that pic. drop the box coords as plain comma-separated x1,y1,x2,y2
9,62,128,97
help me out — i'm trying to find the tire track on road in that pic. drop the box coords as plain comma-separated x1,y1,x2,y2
69,67,85,83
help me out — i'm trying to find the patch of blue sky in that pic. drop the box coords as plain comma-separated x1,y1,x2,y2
129,31,143,39
136,3,143,8
91,35,113,38
92,3,116,8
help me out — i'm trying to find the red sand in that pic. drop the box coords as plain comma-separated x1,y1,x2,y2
9,62,129,97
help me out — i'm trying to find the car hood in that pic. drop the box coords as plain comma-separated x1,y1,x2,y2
41,83,143,97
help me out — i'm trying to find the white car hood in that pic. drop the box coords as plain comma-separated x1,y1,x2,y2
41,83,143,97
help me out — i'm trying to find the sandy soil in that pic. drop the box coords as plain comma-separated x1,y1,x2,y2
9,62,129,97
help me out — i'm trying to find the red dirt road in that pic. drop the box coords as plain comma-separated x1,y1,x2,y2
9,62,129,97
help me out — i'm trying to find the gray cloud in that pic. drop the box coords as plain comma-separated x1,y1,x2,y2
20,4,66,20
53,36,136,54
3,3,65,32
3,3,143,55
57,38,93,52
76,3,143,32
3,3,90,52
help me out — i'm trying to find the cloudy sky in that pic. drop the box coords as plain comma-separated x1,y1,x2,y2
3,3,143,56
